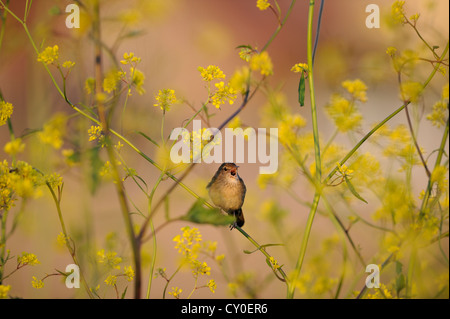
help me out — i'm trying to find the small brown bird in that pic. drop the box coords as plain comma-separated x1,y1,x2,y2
207,163,246,229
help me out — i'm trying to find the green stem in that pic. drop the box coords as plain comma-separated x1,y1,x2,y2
288,0,320,299
261,0,297,52
46,184,94,298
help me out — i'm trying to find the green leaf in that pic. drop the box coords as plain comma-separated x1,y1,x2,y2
344,175,368,204
181,199,235,226
137,131,159,147
243,243,285,255
121,286,128,299
298,72,305,106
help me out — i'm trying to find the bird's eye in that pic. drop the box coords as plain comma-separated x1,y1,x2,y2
223,167,227,171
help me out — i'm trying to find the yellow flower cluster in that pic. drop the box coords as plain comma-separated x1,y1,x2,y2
31,276,44,289
38,113,67,150
400,81,422,104
37,45,59,65
211,81,237,109
169,286,182,299
198,65,237,109
391,0,406,24
1,160,47,211
0,100,13,126
170,227,219,296
88,125,103,142
256,0,270,11
326,94,363,133
118,52,146,95
198,65,225,82
342,79,368,102
97,249,122,269
4,138,25,156
291,63,308,73
426,84,448,128
96,249,134,287
17,252,40,266
249,51,273,76
154,88,177,111
0,285,11,299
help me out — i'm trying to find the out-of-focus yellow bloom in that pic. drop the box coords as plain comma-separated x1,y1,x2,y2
4,138,25,156
249,51,273,76
391,0,406,24
38,113,67,150
342,79,368,102
96,249,122,270
104,275,117,286
400,81,422,103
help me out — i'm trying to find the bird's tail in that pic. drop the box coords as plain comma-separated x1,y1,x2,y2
233,208,245,228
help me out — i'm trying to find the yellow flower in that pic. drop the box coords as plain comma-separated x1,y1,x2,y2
211,81,237,109
268,256,280,270
229,66,250,93
0,285,11,298
31,276,44,289
249,51,273,76
62,61,75,69
431,165,448,194
96,249,122,269
84,77,95,95
227,116,242,129
0,100,13,126
4,138,25,156
123,266,135,282
57,232,68,247
409,13,420,24
337,162,354,177
120,52,141,65
442,83,449,100
386,47,397,57
130,67,146,95
168,286,182,299
37,45,59,64
38,113,67,149
400,81,422,103
427,101,447,128
391,0,406,24
45,173,63,189
291,63,308,73
17,252,40,266
103,70,121,93
325,94,363,132
198,65,225,82
256,0,270,11
238,47,254,62
154,89,177,111
104,275,117,286
207,279,217,293
342,79,368,102
88,125,103,142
